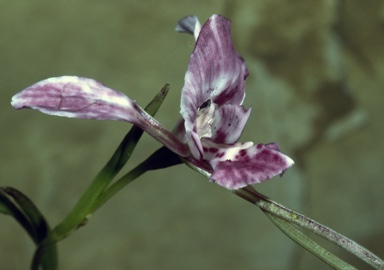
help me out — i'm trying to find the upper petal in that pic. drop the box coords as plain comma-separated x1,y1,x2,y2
180,15,249,158
206,142,294,190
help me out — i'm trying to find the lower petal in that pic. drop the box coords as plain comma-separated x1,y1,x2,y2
208,143,294,190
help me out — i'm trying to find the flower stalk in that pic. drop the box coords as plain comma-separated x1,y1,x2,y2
263,211,356,270
233,186,384,269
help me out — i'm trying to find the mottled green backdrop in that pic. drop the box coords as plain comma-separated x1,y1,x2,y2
1,1,383,269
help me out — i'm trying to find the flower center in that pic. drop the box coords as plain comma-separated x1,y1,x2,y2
196,99,216,139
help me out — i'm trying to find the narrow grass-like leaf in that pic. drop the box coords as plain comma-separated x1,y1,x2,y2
3,187,49,243
92,146,182,212
0,188,36,241
264,211,356,270
1,187,57,270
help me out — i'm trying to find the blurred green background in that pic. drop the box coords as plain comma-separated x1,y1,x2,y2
1,1,383,269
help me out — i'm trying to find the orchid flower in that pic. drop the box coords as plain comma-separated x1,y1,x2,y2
173,15,294,189
11,14,293,190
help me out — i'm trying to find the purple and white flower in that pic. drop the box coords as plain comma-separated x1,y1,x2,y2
174,15,294,189
11,14,293,190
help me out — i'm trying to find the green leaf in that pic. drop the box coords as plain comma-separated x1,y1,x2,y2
3,187,49,243
264,211,356,270
0,187,36,241
92,146,182,212
0,187,58,270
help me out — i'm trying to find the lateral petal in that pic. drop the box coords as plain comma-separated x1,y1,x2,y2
11,76,189,157
11,76,136,121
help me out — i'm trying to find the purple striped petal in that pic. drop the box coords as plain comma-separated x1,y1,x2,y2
204,142,294,190
180,15,249,158
175,15,201,40
11,76,189,157
11,76,137,121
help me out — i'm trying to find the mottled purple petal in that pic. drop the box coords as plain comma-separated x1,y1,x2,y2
11,76,137,121
175,15,201,40
210,104,251,144
180,15,249,158
11,76,189,157
206,142,294,190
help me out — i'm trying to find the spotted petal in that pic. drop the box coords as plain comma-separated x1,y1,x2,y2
11,76,189,157
204,142,294,190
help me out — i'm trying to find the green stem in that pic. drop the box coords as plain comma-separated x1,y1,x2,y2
31,243,57,270
91,164,145,212
92,146,182,212
263,210,356,270
234,186,384,269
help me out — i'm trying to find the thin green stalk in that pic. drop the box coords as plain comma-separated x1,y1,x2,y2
38,125,145,246
31,243,57,270
91,165,145,212
235,186,384,269
92,146,182,212
263,210,356,270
